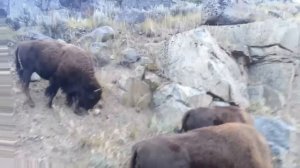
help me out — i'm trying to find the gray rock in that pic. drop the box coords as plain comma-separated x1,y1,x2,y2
88,154,113,168
120,48,141,66
206,19,300,57
201,0,248,25
248,84,266,105
201,0,238,25
249,63,296,98
121,0,174,10
158,28,249,107
88,42,111,67
78,26,115,47
254,116,293,168
153,83,213,108
31,73,41,82
151,83,212,132
248,84,286,112
144,72,162,92
201,0,297,25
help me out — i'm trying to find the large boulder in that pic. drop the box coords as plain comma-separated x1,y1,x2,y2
77,26,115,48
205,18,300,112
201,0,299,25
150,83,212,133
201,0,250,25
206,19,300,55
157,28,249,107
119,48,141,67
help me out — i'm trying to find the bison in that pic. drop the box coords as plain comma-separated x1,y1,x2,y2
177,105,253,132
15,39,102,115
130,123,273,168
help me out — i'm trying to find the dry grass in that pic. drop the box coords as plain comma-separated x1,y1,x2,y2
139,11,202,37
67,12,115,30
246,102,275,116
79,124,136,167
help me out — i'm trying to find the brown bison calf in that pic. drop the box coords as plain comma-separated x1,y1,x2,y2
178,105,253,132
130,123,273,168
15,40,102,115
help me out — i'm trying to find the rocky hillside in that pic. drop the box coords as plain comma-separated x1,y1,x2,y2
3,0,300,167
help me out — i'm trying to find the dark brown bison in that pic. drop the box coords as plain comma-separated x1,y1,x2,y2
15,39,102,115
130,123,273,168
177,105,253,132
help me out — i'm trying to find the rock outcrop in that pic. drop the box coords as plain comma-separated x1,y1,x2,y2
157,28,249,107
204,18,300,168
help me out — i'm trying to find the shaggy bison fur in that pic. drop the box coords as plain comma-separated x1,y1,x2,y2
178,105,253,132
15,40,102,115
130,123,273,168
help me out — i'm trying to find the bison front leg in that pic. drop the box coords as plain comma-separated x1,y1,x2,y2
66,93,76,107
74,101,88,116
20,70,35,107
45,79,59,108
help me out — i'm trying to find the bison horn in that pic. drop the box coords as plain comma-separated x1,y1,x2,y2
94,88,102,93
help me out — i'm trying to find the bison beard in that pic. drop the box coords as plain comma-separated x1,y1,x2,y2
15,40,102,115
131,123,273,168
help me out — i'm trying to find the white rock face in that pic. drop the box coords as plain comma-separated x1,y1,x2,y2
157,28,249,108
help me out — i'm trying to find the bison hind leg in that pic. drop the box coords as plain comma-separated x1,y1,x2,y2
18,69,35,107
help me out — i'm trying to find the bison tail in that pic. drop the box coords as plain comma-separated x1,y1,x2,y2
129,147,138,168
15,47,23,78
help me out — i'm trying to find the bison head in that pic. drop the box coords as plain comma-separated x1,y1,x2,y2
78,81,102,112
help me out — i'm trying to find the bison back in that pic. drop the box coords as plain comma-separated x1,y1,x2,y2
131,138,190,168
16,40,65,79
180,123,273,168
180,106,254,132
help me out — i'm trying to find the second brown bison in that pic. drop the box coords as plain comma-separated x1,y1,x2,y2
178,105,253,132
130,123,273,168
15,40,102,115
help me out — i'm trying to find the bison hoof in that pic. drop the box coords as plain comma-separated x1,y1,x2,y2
47,103,53,108
66,101,72,107
26,100,35,108
74,108,88,116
